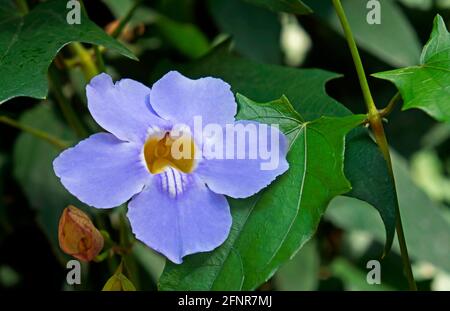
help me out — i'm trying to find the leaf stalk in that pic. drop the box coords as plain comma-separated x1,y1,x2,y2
332,0,417,291
379,92,401,118
0,115,67,150
48,67,89,138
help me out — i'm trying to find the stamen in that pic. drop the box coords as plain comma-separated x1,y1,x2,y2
143,131,196,174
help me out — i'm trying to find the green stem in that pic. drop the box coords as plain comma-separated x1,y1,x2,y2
15,0,28,14
69,43,99,81
332,0,417,291
111,0,143,39
77,0,106,72
48,68,88,138
0,116,67,149
332,0,377,117
380,92,401,118
94,46,106,73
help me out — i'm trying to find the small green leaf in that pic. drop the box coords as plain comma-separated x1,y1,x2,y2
102,261,137,291
159,95,365,290
0,0,136,104
373,15,450,122
102,273,136,291
244,0,312,14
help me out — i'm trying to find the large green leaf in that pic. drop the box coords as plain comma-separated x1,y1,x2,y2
304,0,421,67
159,95,365,290
167,45,396,253
244,0,312,14
327,152,450,273
12,103,77,258
0,0,136,104
373,15,450,122
208,0,282,63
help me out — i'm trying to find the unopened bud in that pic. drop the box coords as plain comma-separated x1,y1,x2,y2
58,205,104,262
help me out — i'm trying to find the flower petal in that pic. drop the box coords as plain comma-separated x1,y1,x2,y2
87,73,170,143
196,121,289,198
150,71,236,126
127,171,231,263
54,133,149,208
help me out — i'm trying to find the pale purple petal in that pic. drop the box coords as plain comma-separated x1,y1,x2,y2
127,170,231,263
150,71,237,127
53,133,149,209
196,121,289,198
87,73,170,143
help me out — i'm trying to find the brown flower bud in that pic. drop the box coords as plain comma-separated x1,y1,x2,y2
58,205,104,262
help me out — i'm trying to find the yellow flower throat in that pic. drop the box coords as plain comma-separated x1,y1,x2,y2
143,132,196,174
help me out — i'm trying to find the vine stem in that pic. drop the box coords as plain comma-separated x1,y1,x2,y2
0,116,67,149
331,0,417,290
111,0,143,39
49,67,88,138
68,42,100,81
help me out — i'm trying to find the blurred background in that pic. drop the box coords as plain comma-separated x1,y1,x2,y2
0,0,449,290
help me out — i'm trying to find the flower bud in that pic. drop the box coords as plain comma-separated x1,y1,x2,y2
58,205,104,262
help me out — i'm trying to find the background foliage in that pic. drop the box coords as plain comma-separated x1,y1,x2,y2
0,0,449,290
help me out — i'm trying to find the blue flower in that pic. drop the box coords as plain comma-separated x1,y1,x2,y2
53,71,289,263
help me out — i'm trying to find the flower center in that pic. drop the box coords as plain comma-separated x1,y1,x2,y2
143,131,196,174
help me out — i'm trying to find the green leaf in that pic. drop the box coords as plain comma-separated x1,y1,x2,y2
159,94,365,290
304,0,422,67
12,103,78,258
373,15,450,122
154,14,210,59
0,0,136,104
243,0,312,15
208,0,282,63
397,0,433,10
169,45,396,253
273,238,319,291
343,129,396,256
102,273,136,291
132,242,166,283
331,258,395,291
327,152,450,273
